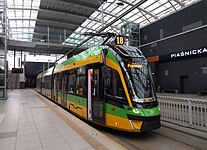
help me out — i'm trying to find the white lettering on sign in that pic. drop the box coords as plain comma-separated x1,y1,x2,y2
170,47,207,58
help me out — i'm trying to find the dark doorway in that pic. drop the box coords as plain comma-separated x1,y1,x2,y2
88,64,105,125
180,76,189,93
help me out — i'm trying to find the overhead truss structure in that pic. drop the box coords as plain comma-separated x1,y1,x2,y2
6,0,200,50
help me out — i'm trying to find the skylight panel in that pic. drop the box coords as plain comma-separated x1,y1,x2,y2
31,11,38,19
23,21,30,27
146,1,160,11
65,0,200,45
90,11,100,18
106,3,116,11
29,21,36,27
91,23,101,30
16,20,23,27
81,28,87,33
141,0,154,8
7,0,41,41
86,22,96,28
75,27,82,32
134,16,145,24
33,0,41,8
113,6,125,15
23,10,31,18
124,11,134,19
163,2,172,8
104,15,113,22
153,5,169,15
81,19,91,26
10,20,16,27
103,3,111,10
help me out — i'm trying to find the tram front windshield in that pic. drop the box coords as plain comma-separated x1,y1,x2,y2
124,58,155,103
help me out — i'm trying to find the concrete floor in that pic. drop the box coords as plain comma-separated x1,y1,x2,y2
0,89,125,150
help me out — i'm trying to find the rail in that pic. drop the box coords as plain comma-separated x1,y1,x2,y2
158,96,207,131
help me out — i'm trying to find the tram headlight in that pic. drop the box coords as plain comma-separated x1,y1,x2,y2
132,108,140,114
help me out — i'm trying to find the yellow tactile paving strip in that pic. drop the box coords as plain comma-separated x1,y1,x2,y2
35,92,126,150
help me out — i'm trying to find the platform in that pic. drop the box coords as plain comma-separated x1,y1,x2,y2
0,89,125,150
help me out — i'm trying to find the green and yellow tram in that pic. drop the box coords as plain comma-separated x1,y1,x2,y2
36,43,161,132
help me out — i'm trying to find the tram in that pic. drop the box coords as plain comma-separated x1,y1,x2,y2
36,34,161,132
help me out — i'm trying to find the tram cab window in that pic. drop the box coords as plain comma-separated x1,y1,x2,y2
105,68,126,100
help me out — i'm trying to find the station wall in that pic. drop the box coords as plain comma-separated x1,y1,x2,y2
140,0,207,93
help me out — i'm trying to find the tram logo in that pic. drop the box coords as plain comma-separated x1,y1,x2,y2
170,47,207,58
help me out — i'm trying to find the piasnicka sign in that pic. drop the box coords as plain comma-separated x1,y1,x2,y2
170,47,207,58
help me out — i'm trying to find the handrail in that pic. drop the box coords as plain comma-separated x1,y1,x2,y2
158,96,207,131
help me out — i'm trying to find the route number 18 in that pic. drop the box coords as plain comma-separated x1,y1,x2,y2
115,35,125,45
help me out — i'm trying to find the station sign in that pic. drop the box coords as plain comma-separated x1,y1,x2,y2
170,47,207,59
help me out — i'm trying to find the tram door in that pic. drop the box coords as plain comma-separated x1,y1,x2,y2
56,73,62,103
87,67,105,125
61,73,67,107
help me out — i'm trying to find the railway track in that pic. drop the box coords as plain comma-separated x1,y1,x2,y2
93,123,207,150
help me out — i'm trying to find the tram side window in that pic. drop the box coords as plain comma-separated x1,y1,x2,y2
105,70,112,95
36,78,40,88
45,76,48,89
76,67,86,97
113,71,125,98
69,70,76,94
105,69,126,100
62,72,68,91
76,76,86,97
45,76,51,89
42,76,46,89
58,73,62,91
48,76,51,89
56,73,62,91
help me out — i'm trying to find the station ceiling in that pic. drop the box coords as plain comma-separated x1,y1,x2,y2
7,0,200,54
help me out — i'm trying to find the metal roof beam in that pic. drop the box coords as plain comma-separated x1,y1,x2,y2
8,6,129,25
168,0,177,11
119,0,158,19
42,0,129,23
9,18,97,32
173,0,186,8
8,39,87,54
9,26,73,31
10,27,87,39
36,18,96,32
40,0,97,16
59,0,99,9
8,7,120,30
